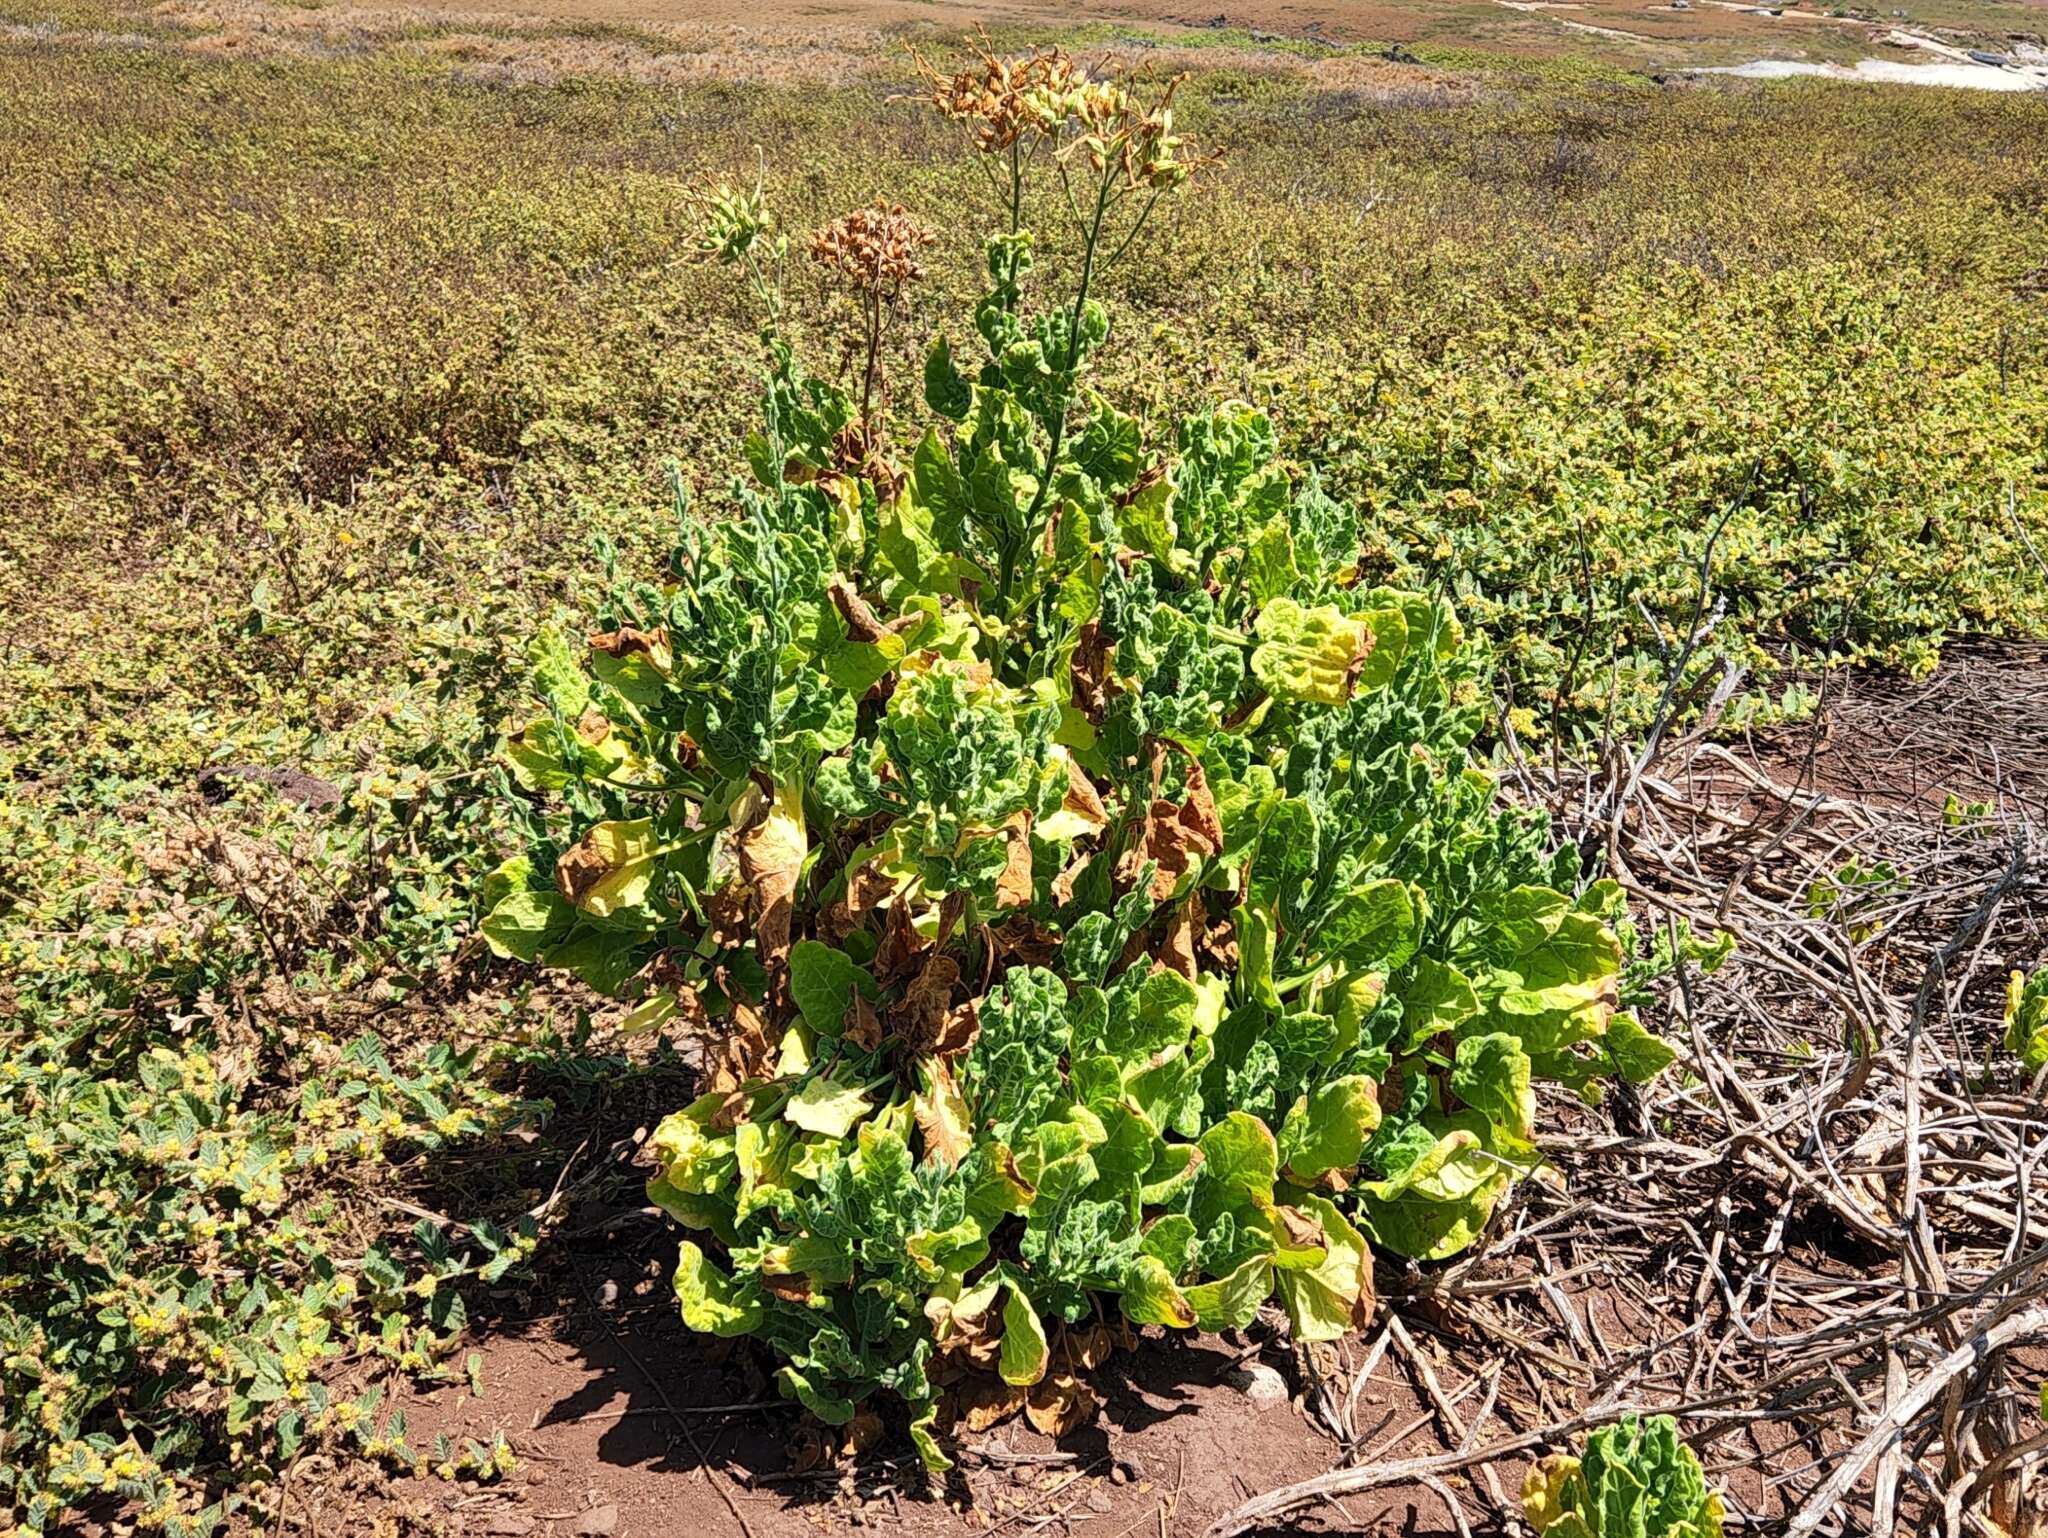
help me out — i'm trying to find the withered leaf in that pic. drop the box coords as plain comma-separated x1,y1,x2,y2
841,1406,886,1461
1166,745,1224,853
707,1001,775,1103
827,576,886,644
994,811,1035,912
734,777,806,972
899,954,961,1043
789,1423,832,1474
845,990,884,1051
1070,619,1112,722
1156,891,1202,980
587,624,672,670
989,915,1060,966
1050,852,1092,909
1118,795,1217,903
1060,755,1109,833
957,1378,1027,1433
1273,1205,1328,1251
914,1057,974,1166
846,855,898,917
1025,1374,1098,1438
554,835,611,907
1056,1324,1115,1375
875,898,931,979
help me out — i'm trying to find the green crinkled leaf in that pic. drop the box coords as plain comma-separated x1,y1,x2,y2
1118,1255,1197,1328
1352,1123,1510,1261
1279,1075,1381,1182
1274,1193,1372,1343
1236,904,1281,1010
778,1365,856,1426
908,1403,952,1473
541,927,645,996
1604,1013,1681,1085
1074,397,1142,491
924,335,973,419
1319,880,1417,967
1197,1112,1278,1204
1451,1033,1535,1144
1139,1213,1196,1273
1119,473,1177,563
1400,957,1481,1045
822,627,907,696
1185,1255,1273,1331
998,1282,1050,1387
1252,598,1372,706
480,889,572,963
1350,604,1410,692
789,940,866,1036
1530,1414,1724,1538
1244,521,1300,606
1140,1143,1204,1205
2005,969,2048,1073
784,1073,874,1138
529,623,590,718
674,1242,763,1337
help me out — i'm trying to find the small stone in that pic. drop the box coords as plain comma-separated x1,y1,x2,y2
1109,1465,1129,1486
1086,1491,1113,1514
1011,1466,1036,1487
597,1279,620,1305
1225,1362,1289,1410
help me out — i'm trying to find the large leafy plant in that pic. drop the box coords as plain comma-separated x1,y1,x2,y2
483,45,1672,1467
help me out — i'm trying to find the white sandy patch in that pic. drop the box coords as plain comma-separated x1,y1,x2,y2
1700,56,2046,91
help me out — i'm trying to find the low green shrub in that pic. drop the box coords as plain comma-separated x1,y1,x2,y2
486,47,1678,1465
1523,1414,1724,1538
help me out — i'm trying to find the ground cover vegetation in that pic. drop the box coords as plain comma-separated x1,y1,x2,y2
2,12,2046,1535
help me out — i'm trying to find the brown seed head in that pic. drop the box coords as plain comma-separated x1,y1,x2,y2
809,200,936,302
913,37,1081,155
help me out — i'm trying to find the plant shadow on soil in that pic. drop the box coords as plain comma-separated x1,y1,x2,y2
367,1168,1457,1538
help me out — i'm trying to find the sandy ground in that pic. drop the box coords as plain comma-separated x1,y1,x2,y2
122,0,2048,78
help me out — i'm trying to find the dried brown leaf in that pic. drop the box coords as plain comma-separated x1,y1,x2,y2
994,811,1035,912
1156,890,1203,980
915,1056,974,1166
957,1379,1028,1432
1025,1373,1098,1438
587,625,672,670
734,776,806,971
845,990,883,1051
841,1406,886,1461
827,575,886,643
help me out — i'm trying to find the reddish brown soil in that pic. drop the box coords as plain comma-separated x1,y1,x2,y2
336,1226,1451,1538
1745,636,2048,818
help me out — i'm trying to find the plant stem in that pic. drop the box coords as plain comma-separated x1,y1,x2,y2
1019,171,1116,542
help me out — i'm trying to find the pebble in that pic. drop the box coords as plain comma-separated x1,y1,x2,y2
1224,1362,1290,1410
